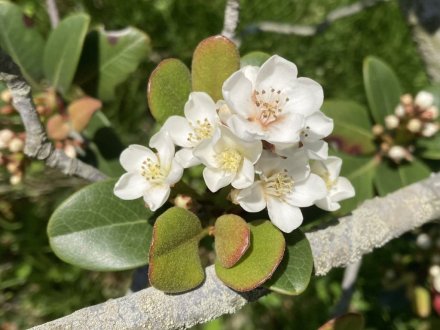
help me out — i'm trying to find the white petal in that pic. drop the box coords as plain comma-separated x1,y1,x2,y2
325,156,343,179
232,158,255,189
222,69,255,118
304,140,329,160
193,138,218,168
143,185,170,211
287,173,327,207
304,111,333,140
114,172,149,200
149,130,175,167
255,55,298,91
315,196,340,212
267,197,303,233
120,145,156,173
165,160,184,185
280,148,310,181
203,167,234,192
162,116,193,148
175,148,201,168
255,150,283,176
226,114,266,142
265,113,304,144
330,176,355,202
236,182,267,212
184,92,218,124
283,77,324,117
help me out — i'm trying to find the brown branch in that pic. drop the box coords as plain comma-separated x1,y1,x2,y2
0,50,107,182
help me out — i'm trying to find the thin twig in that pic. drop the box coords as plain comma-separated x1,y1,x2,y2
246,0,387,37
32,172,440,329
46,0,60,29
331,259,362,317
221,0,240,44
0,50,107,182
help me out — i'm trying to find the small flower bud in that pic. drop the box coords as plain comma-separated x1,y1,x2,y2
394,105,406,117
8,137,24,153
372,124,384,136
385,115,399,130
10,173,22,185
416,233,431,249
388,145,407,162
6,161,19,174
434,276,440,293
422,123,439,137
217,101,232,124
380,142,390,153
400,94,413,106
407,118,423,133
415,91,434,109
0,90,12,103
63,144,77,158
173,194,192,209
0,129,14,149
423,106,439,120
430,265,440,278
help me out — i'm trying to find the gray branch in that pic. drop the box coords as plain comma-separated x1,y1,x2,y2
0,50,107,182
46,0,60,29
221,0,240,44
32,172,440,329
331,259,362,316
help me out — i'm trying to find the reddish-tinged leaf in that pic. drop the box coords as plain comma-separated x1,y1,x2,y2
47,114,70,140
319,313,364,330
68,97,102,132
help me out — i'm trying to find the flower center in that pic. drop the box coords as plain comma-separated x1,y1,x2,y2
141,157,166,183
253,88,290,126
263,170,294,200
187,118,214,143
216,148,242,172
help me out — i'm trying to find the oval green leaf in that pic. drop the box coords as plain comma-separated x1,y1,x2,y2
76,27,150,101
44,14,90,95
0,1,45,87
47,179,153,271
417,134,440,160
215,220,285,292
240,51,271,67
147,58,191,124
318,313,365,330
192,35,240,101
363,56,402,125
374,158,431,196
264,229,313,295
214,214,250,268
149,207,205,293
322,100,375,155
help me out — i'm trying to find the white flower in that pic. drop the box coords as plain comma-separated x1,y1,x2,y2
311,156,355,211
222,55,323,145
415,91,434,109
384,115,399,130
114,130,183,211
162,92,220,168
194,126,262,192
233,150,327,233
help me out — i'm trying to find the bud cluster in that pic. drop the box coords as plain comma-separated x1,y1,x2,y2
372,91,439,163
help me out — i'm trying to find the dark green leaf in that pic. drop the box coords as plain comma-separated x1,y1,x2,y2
363,56,402,125
76,27,150,101
44,14,90,95
0,1,45,87
214,214,250,268
240,51,271,67
48,179,153,271
192,35,240,101
149,207,205,293
374,158,431,196
265,230,313,295
147,59,191,123
215,220,285,292
318,313,365,330
417,134,440,160
322,100,375,155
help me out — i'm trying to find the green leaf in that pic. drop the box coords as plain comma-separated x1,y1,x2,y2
374,158,431,196
47,179,153,271
0,1,45,87
264,230,313,295
149,207,205,293
215,220,285,292
322,100,375,155
147,59,191,124
417,134,440,160
318,313,365,330
333,151,378,214
240,51,270,67
76,27,150,101
363,56,402,125
192,35,240,101
82,111,125,177
43,14,90,95
412,286,431,318
214,214,250,268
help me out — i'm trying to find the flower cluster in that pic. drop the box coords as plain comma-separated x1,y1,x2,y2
372,91,439,163
114,55,355,232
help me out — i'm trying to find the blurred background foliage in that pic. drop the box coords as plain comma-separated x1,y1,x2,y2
1,0,438,329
